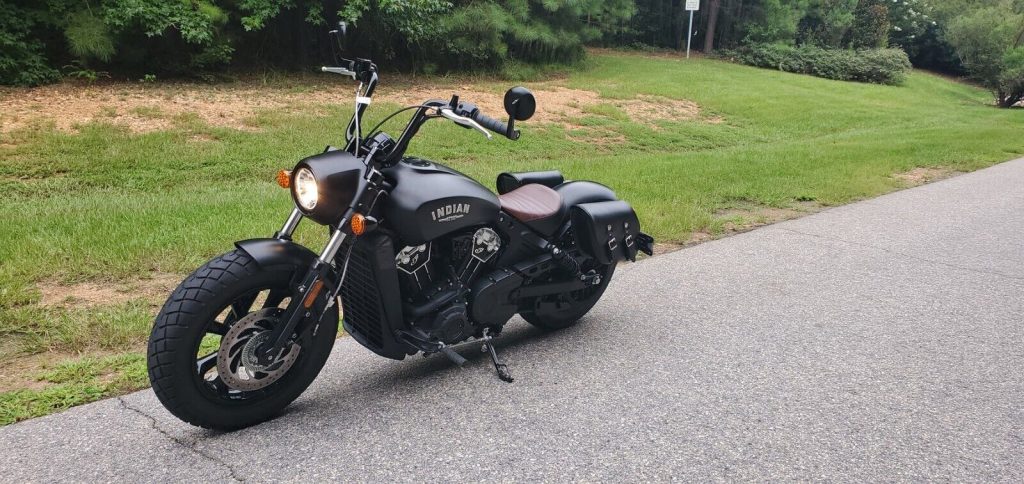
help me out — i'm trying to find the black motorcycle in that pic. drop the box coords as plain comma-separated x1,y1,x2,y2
147,26,653,430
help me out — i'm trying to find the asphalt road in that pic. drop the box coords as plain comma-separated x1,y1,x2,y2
3,159,1023,482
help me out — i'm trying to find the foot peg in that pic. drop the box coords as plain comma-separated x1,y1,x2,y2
481,330,514,383
439,346,467,366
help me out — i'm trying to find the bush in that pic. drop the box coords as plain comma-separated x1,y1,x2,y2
727,43,912,85
0,2,60,86
846,0,889,49
0,0,635,86
945,5,1024,108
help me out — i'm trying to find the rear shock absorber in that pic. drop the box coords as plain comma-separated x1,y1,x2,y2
545,243,602,285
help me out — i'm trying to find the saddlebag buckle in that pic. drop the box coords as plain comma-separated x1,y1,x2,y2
570,200,643,264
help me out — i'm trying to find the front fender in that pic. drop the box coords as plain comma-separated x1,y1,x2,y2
234,238,319,270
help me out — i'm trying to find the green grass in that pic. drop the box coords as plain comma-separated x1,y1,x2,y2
1,51,1022,423
0,353,147,425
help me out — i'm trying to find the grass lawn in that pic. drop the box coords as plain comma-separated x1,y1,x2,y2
1,50,1022,424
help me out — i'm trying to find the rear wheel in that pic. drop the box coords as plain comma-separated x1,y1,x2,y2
147,250,337,430
520,260,616,331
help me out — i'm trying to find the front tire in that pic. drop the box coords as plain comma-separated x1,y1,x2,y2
147,250,337,430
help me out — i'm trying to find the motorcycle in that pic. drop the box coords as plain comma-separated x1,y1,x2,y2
147,25,654,430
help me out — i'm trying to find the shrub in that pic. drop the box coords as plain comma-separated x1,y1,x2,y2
0,2,60,86
727,43,912,85
846,0,889,49
945,5,1024,108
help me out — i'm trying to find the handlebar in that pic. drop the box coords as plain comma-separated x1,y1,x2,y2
453,103,520,141
321,66,356,78
439,108,491,140
471,111,520,141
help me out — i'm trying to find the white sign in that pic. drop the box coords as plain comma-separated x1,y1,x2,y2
686,0,700,11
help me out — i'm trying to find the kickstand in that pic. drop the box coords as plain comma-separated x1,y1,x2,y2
481,330,514,383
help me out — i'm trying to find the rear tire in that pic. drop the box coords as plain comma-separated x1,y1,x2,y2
147,250,337,431
520,262,616,331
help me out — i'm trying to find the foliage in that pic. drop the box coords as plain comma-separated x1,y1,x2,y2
0,0,634,85
101,0,229,44
797,0,858,47
742,0,810,44
65,10,116,62
607,0,691,50
728,43,911,84
0,1,60,86
944,2,1024,107
887,0,934,51
847,0,890,49
0,0,1017,93
63,60,110,84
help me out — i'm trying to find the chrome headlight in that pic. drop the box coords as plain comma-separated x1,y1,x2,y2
293,167,318,210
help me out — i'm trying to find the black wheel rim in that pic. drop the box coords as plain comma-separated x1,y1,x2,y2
191,285,308,403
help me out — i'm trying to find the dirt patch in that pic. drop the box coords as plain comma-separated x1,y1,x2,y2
378,84,603,125
0,352,55,394
0,349,146,393
1,79,715,136
0,352,64,392
38,273,180,308
0,83,349,134
653,242,686,255
893,167,959,186
565,126,628,148
617,95,701,127
714,200,824,233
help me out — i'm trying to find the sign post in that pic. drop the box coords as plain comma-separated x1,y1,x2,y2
685,0,700,59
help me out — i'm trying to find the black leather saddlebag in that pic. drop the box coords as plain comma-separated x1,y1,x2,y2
496,170,565,194
570,200,653,264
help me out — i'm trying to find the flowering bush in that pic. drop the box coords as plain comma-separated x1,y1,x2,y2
887,0,936,52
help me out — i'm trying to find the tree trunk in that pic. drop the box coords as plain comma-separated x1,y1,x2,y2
703,0,722,53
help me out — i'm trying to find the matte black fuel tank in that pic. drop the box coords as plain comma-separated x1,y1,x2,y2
381,158,500,245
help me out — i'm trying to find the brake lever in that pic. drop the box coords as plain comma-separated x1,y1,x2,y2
321,66,356,79
439,108,492,140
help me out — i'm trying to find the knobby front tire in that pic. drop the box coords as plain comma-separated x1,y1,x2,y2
147,250,337,431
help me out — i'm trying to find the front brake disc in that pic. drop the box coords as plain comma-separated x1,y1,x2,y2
217,308,301,391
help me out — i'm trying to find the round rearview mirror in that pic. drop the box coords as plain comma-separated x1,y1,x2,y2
504,87,536,121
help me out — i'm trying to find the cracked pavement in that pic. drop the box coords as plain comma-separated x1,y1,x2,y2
2,158,1023,481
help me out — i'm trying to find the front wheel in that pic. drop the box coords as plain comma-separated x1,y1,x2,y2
147,250,337,430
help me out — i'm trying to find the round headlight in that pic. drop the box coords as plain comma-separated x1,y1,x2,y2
293,167,318,210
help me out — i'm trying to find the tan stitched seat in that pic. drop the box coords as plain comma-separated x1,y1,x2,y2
498,184,563,222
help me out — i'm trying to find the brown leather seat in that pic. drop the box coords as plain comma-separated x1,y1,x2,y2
499,184,563,222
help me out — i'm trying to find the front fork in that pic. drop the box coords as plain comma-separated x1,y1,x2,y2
256,208,351,365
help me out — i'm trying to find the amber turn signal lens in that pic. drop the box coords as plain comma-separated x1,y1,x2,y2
350,213,366,236
303,279,324,309
276,170,291,188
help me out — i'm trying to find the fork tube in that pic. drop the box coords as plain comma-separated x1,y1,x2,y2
277,209,303,239
319,224,348,263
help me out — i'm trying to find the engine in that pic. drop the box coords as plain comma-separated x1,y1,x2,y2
395,227,501,345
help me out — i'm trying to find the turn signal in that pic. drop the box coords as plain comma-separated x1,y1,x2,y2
276,170,291,188
303,279,324,309
350,213,366,236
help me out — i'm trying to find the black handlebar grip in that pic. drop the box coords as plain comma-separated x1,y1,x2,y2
472,112,520,140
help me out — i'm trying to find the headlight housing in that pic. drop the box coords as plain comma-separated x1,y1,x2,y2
293,167,318,210
289,149,366,226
